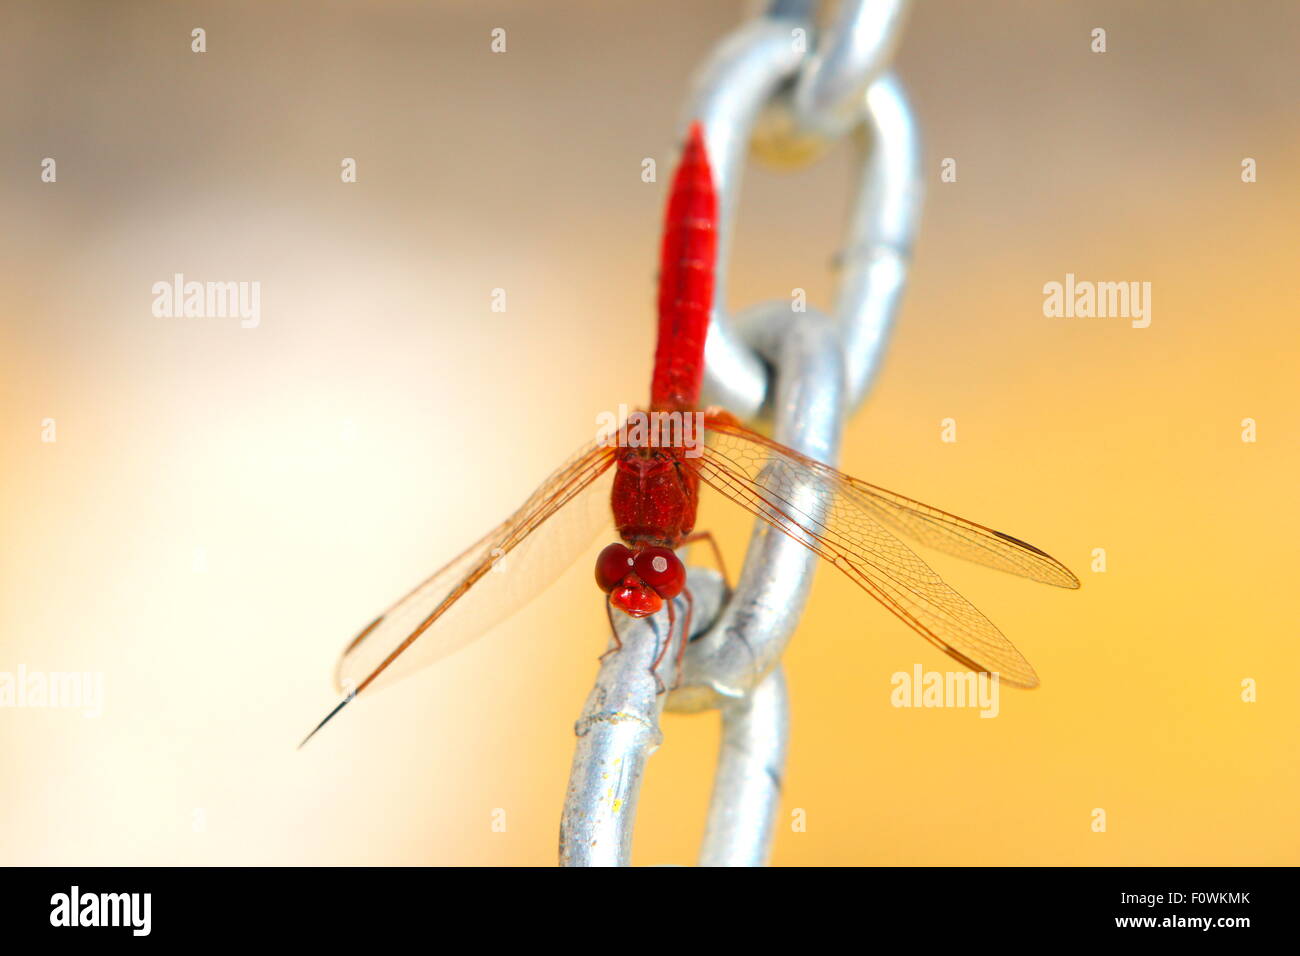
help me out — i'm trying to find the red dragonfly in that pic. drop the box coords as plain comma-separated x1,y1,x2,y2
302,124,1078,745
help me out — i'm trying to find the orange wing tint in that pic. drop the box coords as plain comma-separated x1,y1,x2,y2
336,440,616,697
695,412,1079,688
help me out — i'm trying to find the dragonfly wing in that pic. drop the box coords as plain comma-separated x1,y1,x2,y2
335,439,616,697
841,481,1079,588
698,413,1063,687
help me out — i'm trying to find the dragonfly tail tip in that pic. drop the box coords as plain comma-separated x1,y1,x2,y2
297,695,353,750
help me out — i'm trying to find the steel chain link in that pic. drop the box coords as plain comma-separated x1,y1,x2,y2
560,0,921,867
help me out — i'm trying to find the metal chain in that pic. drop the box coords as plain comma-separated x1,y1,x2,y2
560,0,921,867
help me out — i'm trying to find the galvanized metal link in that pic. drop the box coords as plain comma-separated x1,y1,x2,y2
560,570,726,866
560,0,921,867
668,303,846,714
790,0,910,140
691,1,921,418
698,666,789,867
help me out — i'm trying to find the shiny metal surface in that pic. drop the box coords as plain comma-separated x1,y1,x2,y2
681,16,808,419
835,74,923,410
698,666,789,867
667,304,846,715
791,0,911,140
559,570,725,867
562,0,920,867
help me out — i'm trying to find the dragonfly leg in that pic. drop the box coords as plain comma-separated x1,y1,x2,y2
672,586,695,689
649,600,675,695
680,530,729,589
598,598,624,662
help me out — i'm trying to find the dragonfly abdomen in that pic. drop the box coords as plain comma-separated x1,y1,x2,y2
651,123,717,412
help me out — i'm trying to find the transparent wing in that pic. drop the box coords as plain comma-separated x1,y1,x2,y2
698,412,1077,688
842,480,1079,588
335,439,616,697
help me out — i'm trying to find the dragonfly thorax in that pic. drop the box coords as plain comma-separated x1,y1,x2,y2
610,446,700,548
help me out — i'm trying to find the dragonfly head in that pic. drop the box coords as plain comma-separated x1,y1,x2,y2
595,542,686,618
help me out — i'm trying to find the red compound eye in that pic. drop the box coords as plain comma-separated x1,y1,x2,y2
634,546,686,599
595,543,635,593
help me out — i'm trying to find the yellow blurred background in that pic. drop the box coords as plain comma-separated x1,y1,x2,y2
2,1,1296,866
